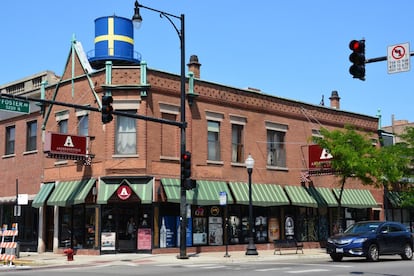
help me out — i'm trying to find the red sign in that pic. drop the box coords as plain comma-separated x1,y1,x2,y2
117,185,132,200
44,132,88,156
308,144,333,169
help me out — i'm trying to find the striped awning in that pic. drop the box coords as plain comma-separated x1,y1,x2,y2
284,185,318,208
32,182,55,208
47,179,96,207
97,178,153,204
307,186,338,207
333,188,378,208
160,178,234,205
229,182,290,206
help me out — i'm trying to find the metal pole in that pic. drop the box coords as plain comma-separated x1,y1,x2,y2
224,203,230,257
245,168,258,255
178,13,188,259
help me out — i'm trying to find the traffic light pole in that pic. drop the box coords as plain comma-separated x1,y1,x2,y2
0,93,184,128
366,52,414,63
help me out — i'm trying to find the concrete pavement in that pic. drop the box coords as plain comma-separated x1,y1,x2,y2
2,248,329,271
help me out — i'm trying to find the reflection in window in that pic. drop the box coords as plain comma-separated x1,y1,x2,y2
267,129,286,167
5,125,15,155
78,115,89,136
116,112,137,155
26,120,37,151
231,124,244,163
207,121,220,161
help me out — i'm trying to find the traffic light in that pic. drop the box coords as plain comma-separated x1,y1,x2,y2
349,39,366,80
101,95,113,124
181,151,191,179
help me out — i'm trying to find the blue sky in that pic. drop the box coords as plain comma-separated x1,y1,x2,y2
1,0,413,127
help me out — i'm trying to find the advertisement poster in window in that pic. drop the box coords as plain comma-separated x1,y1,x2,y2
229,215,240,244
285,216,294,238
176,217,193,247
268,217,280,241
159,216,176,248
208,217,223,245
101,232,116,251
137,228,151,250
193,217,207,245
255,216,268,242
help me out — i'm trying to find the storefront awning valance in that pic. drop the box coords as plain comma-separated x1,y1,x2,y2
47,178,95,207
284,185,318,208
160,178,234,205
333,188,378,208
307,186,338,207
32,182,55,208
97,178,153,204
229,182,289,206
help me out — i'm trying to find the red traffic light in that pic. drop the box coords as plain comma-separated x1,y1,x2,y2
349,40,365,53
182,152,191,160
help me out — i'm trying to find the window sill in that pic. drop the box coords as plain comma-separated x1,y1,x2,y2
2,154,16,159
160,156,180,162
112,154,139,158
266,165,288,171
207,160,224,166
23,150,38,155
231,162,245,167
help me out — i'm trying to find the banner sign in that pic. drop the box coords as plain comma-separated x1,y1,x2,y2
44,132,88,157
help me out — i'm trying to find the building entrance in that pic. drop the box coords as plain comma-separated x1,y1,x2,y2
101,204,139,252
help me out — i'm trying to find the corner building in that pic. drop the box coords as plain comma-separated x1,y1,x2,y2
7,15,383,255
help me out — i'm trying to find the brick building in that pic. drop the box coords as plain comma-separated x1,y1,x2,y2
1,15,384,255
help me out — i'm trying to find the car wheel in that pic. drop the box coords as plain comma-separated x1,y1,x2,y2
367,244,379,262
330,253,343,262
401,243,413,260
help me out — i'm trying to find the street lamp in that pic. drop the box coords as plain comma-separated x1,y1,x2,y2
132,1,188,259
245,154,258,255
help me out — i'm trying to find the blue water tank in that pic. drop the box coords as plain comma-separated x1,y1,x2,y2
88,16,141,68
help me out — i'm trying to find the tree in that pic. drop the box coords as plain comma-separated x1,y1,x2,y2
312,126,379,232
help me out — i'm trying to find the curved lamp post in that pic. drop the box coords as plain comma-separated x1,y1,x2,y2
132,1,188,259
245,154,258,255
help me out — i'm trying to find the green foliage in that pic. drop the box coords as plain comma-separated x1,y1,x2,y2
312,126,378,186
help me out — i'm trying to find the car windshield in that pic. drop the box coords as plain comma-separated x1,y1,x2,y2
344,222,381,234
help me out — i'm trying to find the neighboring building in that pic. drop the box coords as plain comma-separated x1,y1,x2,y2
1,15,383,255
382,118,414,229
0,71,60,251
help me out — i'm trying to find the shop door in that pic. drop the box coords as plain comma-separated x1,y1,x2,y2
102,204,139,252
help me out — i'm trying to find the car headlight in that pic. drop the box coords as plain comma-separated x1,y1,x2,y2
352,238,367,244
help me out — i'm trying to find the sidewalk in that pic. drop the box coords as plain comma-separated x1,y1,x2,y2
2,248,329,270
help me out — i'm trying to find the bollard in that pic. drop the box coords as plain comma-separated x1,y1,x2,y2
63,248,74,261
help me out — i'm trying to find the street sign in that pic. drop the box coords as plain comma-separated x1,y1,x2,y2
0,97,30,114
387,43,410,74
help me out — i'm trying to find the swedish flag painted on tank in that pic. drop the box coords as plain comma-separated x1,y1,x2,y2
89,16,140,67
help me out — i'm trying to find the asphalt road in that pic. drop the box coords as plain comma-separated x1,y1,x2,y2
5,256,414,276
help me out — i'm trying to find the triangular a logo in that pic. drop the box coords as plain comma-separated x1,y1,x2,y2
320,148,333,159
64,136,74,147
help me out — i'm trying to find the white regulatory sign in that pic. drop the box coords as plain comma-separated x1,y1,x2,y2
387,43,410,74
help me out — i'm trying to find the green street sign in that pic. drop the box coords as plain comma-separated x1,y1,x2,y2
0,97,30,114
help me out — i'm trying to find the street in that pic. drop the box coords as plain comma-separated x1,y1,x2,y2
5,256,413,276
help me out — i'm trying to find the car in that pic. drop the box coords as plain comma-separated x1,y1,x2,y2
326,221,413,262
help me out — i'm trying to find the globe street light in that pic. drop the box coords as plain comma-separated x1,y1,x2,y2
245,154,258,255
132,1,188,259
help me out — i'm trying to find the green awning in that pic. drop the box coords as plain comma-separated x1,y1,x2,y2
307,186,338,207
47,179,95,207
333,188,378,208
284,185,318,208
386,191,402,208
229,182,290,206
32,182,55,208
97,178,153,204
160,178,234,205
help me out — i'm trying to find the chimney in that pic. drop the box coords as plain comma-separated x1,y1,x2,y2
329,90,340,109
187,55,201,78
